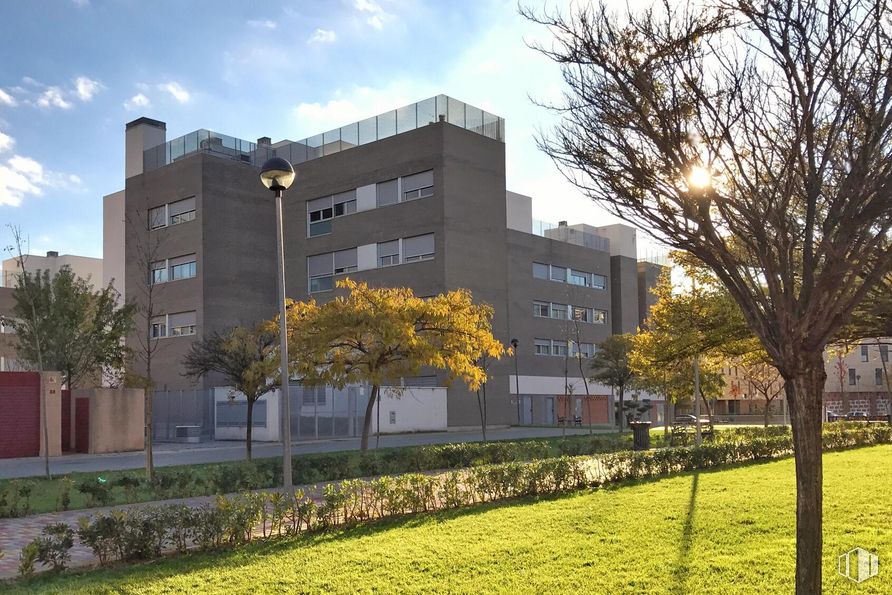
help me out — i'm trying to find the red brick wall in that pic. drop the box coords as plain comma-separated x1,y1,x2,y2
0,371,41,459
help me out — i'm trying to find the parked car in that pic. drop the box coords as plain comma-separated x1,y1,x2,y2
846,411,869,421
674,414,711,426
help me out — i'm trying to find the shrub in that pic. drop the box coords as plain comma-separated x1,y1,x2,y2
33,523,75,572
18,541,38,577
78,479,112,508
77,514,118,565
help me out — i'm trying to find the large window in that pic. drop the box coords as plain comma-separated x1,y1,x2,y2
569,269,591,287
593,309,607,324
533,262,549,280
308,253,334,293
849,368,857,385
402,233,434,262
378,240,400,267
550,303,568,320
877,368,884,386
881,345,889,363
533,301,549,317
169,197,196,225
334,248,358,274
401,170,433,201
534,339,551,356
169,254,197,281
861,345,870,362
169,311,196,336
550,265,567,282
148,206,166,230
150,260,168,284
592,274,608,290
308,190,357,237
552,340,568,357
376,179,399,207
150,316,167,339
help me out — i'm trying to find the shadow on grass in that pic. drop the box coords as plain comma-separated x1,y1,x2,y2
669,473,699,594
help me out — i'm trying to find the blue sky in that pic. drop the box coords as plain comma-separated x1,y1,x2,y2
0,0,658,260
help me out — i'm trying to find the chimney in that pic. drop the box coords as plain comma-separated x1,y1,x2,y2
125,117,167,179
558,221,567,227
257,136,271,146
46,251,59,258
438,115,446,123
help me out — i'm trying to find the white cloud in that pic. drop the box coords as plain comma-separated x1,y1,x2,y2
73,76,102,101
0,130,82,206
36,87,72,109
247,19,277,29
308,28,337,44
0,89,16,107
124,93,151,111
354,0,391,29
293,86,417,134
0,130,14,153
158,81,190,103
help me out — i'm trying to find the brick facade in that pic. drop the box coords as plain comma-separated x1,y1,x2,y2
0,371,41,458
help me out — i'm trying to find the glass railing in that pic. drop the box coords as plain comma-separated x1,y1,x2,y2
537,221,611,253
143,95,505,173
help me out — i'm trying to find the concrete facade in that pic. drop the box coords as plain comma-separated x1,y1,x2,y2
109,95,662,427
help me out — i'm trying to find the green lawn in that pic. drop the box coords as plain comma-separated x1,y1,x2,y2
9,445,890,594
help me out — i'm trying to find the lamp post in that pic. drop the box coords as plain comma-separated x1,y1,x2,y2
687,164,712,446
259,157,296,492
511,338,520,425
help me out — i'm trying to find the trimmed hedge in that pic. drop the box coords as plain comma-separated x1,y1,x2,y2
17,423,892,578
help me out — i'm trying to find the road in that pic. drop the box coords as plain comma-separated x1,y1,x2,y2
0,426,603,479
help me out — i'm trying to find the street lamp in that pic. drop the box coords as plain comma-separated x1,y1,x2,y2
511,338,520,425
260,156,296,492
687,163,712,445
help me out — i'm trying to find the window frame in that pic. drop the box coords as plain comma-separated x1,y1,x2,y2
533,301,550,318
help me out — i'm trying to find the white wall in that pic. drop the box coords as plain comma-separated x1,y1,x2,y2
213,387,281,442
2,253,103,289
369,386,447,434
102,190,126,300
506,191,533,233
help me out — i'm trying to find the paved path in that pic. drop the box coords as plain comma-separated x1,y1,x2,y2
0,426,603,479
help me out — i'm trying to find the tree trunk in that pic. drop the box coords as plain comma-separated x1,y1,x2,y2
617,384,625,433
663,397,670,437
764,396,771,428
476,385,488,442
784,353,826,595
145,385,154,482
245,398,254,462
360,384,379,451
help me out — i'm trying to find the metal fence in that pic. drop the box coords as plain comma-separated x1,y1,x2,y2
152,389,215,442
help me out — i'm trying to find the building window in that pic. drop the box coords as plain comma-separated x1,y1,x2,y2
533,301,549,317
308,253,334,293
148,206,166,230
550,265,567,282
169,254,197,281
881,345,889,363
877,368,884,386
376,178,399,207
550,303,568,320
301,385,326,407
334,248,358,274
168,197,196,225
169,311,197,336
307,196,334,237
533,262,549,280
534,339,551,356
150,316,167,339
848,368,857,385
401,170,433,201
150,260,168,284
552,340,568,357
333,190,357,216
378,240,400,267
861,345,869,362
593,309,607,324
403,375,437,387
572,306,590,323
592,274,608,290
402,233,435,262
569,269,591,287
577,342,594,358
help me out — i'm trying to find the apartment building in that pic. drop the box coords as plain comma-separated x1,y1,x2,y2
0,251,104,371
824,339,892,417
106,95,662,427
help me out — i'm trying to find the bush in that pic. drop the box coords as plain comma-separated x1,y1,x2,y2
18,541,38,577
78,479,112,508
32,523,74,572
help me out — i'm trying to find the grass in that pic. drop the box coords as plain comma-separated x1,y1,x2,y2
8,444,890,594
0,431,641,516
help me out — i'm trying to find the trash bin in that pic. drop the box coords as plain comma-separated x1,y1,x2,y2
630,421,652,451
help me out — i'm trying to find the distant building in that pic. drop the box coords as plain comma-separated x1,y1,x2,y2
0,251,103,372
104,95,664,428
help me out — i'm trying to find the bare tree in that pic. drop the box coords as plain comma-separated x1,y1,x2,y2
3,225,51,478
126,203,166,482
523,1,892,591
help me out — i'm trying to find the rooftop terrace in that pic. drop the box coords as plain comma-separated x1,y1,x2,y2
142,94,505,173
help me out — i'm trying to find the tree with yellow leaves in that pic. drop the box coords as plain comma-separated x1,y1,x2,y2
284,279,505,450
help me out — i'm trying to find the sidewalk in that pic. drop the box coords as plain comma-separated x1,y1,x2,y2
0,426,602,480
